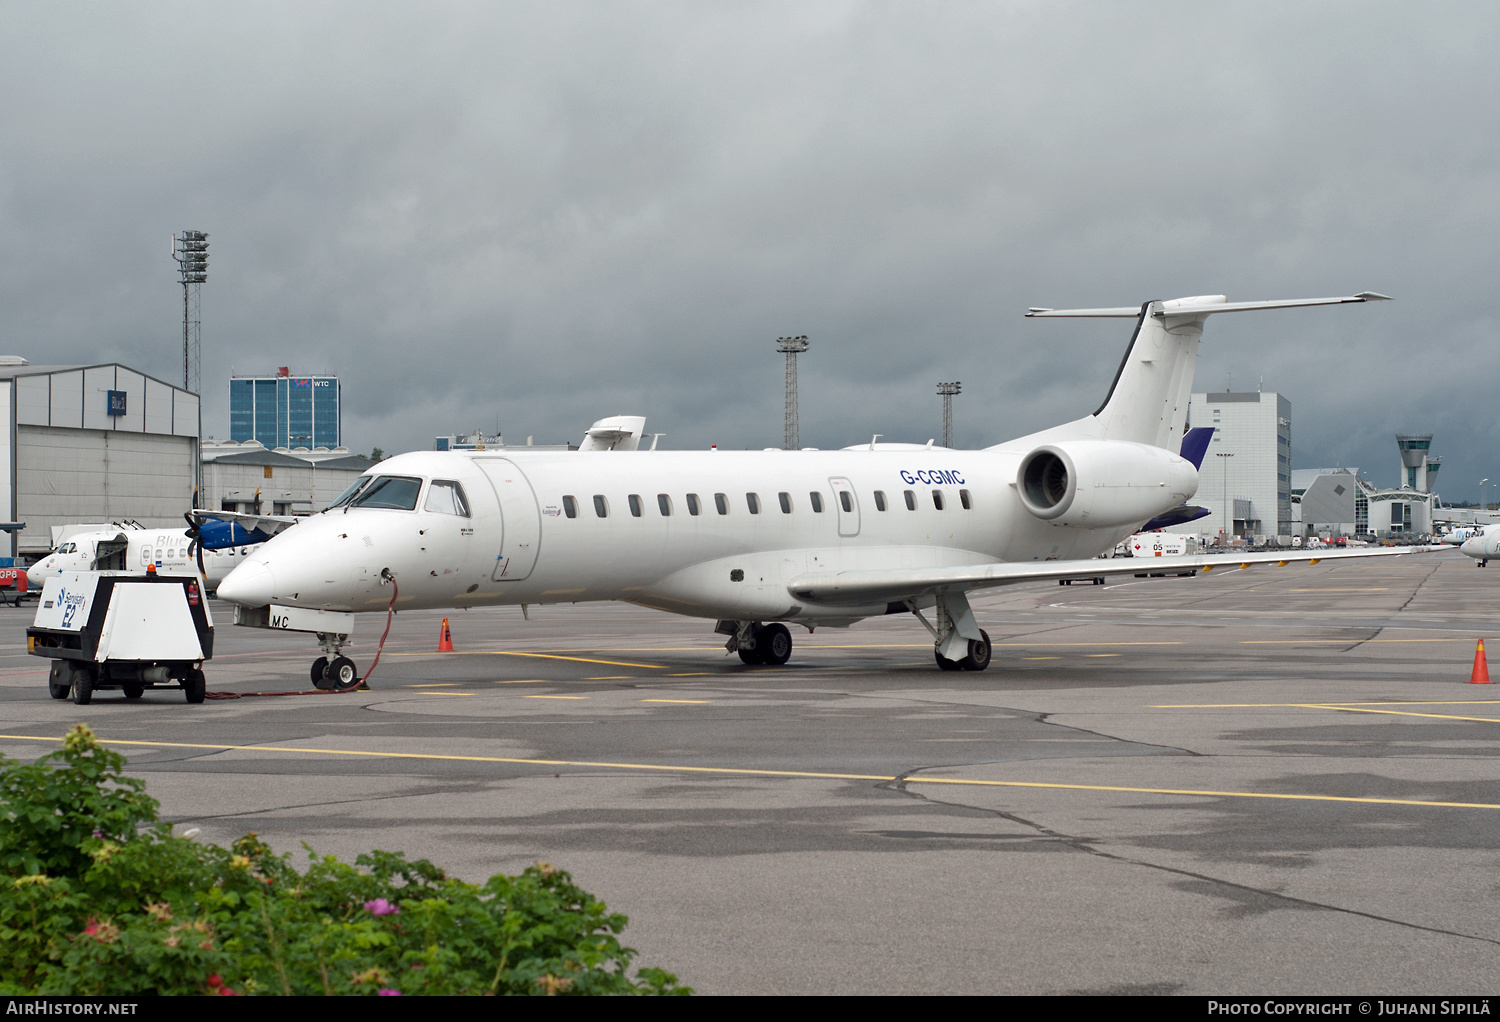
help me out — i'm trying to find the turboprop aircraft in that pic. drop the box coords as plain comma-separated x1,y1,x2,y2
216,291,1429,684
30,517,280,588
1460,525,1500,565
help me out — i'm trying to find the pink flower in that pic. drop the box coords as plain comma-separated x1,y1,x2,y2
364,898,400,916
378,989,402,996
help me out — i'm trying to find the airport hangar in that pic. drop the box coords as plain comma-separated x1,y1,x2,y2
0,359,199,560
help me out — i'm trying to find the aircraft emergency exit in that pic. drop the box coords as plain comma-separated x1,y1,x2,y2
216,292,1426,683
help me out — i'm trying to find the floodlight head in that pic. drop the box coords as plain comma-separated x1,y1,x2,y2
172,230,209,284
775,335,809,354
937,381,961,396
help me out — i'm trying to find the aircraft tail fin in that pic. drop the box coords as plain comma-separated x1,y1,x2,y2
1178,426,1215,470
1006,293,1389,451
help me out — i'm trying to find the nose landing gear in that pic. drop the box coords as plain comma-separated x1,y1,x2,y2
311,633,362,691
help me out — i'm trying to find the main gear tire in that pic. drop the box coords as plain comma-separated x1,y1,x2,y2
760,624,793,666
960,630,993,672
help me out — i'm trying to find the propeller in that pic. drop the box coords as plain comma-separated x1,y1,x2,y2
184,513,208,576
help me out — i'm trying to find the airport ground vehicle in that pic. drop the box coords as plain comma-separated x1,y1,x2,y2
27,571,213,705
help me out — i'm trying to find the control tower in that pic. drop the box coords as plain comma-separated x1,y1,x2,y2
1396,434,1435,492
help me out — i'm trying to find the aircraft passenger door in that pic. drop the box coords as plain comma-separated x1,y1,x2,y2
828,477,860,537
474,459,542,581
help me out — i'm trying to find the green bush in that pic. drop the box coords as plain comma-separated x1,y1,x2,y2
0,725,688,996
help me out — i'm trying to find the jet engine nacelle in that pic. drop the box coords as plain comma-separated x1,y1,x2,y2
1017,441,1198,529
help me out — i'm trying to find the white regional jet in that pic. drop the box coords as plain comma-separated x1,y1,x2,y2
217,292,1426,683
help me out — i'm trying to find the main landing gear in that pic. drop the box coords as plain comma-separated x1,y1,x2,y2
719,621,794,666
311,632,362,691
908,591,992,672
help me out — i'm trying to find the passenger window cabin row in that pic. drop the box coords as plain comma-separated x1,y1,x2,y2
560,488,973,519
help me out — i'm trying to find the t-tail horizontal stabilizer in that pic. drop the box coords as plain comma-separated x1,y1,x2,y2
1012,292,1391,452
1024,293,1391,318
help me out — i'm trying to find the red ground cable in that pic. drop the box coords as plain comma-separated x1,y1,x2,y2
205,577,398,700
352,576,398,689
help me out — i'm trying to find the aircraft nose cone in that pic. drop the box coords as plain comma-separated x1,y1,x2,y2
218,560,275,606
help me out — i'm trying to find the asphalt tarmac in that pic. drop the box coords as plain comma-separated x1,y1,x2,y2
6,550,1500,995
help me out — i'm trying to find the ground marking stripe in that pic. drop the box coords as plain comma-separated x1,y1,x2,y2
641,699,711,704
0,734,1494,811
525,695,588,700
1152,702,1500,725
400,642,1189,654
392,651,664,669
1240,638,1473,644
1154,701,1500,708
1314,706,1500,725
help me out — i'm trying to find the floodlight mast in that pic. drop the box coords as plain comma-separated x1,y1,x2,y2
171,231,208,506
937,381,961,448
776,335,809,451
171,231,208,393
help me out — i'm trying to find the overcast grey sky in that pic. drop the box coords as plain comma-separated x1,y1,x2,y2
4,2,1498,496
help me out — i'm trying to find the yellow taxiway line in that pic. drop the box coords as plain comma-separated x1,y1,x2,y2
2,733,1497,812
1239,638,1474,644
392,650,665,669
1154,700,1500,708
1153,700,1500,724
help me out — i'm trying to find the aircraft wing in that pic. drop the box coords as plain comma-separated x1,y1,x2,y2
188,509,299,542
786,545,1441,606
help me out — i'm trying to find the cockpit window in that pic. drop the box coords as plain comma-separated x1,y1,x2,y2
423,480,471,517
329,476,374,509
350,476,423,511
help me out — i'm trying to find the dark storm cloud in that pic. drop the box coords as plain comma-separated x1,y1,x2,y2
3,2,1499,494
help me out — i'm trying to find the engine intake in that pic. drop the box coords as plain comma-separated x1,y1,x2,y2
1016,441,1198,529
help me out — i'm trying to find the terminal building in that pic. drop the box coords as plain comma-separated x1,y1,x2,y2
0,359,200,557
229,368,341,449
1292,434,1441,539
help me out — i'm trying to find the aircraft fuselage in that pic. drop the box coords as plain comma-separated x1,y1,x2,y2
218,446,1195,625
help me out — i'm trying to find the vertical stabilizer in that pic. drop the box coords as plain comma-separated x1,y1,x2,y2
1003,292,1387,453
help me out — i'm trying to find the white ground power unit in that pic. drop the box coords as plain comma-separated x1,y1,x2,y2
27,571,214,705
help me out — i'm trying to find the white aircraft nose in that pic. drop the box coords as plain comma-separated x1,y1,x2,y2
217,560,275,606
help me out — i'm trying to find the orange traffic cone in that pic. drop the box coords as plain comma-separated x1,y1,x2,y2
1470,639,1491,684
437,618,454,653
